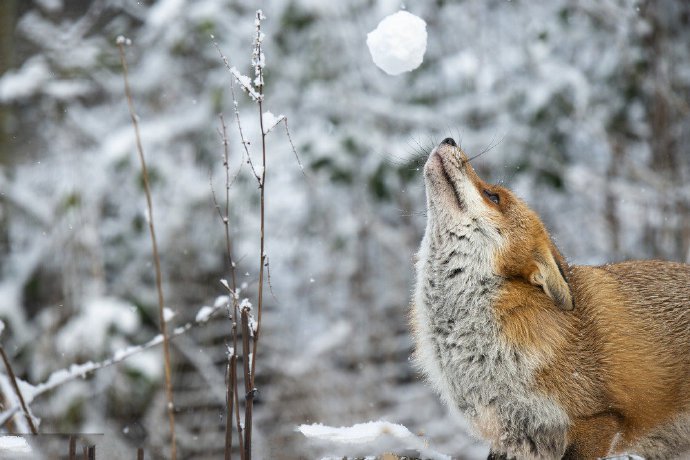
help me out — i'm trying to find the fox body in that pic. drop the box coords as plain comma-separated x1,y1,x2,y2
411,139,690,459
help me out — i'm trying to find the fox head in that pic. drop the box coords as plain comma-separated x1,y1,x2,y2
422,138,573,311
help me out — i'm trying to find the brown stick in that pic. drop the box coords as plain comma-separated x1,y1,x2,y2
117,39,176,460
234,339,244,459
0,345,37,434
137,447,144,460
241,308,253,459
212,114,244,460
243,13,267,459
69,436,76,460
224,355,234,460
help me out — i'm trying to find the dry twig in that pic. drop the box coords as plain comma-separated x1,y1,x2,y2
211,113,245,460
0,345,37,434
117,36,176,460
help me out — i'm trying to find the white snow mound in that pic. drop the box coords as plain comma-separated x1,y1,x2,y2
0,436,31,453
367,11,427,75
298,421,451,460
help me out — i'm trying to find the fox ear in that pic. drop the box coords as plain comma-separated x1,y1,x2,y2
529,248,573,311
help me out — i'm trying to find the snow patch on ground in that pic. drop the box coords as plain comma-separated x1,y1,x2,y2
298,420,450,460
0,436,31,453
366,11,427,75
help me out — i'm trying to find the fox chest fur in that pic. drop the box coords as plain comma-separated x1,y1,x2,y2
412,215,569,459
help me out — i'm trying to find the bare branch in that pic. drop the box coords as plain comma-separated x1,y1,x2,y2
211,37,261,183
0,345,37,434
282,118,307,178
117,38,176,460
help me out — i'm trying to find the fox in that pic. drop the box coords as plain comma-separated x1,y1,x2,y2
411,137,690,459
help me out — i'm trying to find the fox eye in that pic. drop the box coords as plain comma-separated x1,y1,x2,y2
483,189,500,205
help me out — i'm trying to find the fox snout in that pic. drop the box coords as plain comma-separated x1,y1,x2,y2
423,137,467,179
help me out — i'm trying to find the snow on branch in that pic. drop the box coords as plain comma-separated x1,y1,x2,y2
261,111,285,135
230,66,261,102
211,36,261,102
0,298,227,428
297,420,451,460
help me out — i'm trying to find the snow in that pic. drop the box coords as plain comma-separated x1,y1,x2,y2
0,436,31,453
195,305,215,323
239,298,252,310
115,35,132,46
0,57,51,102
56,297,140,357
147,0,184,28
299,420,409,443
298,421,450,460
5,2,690,458
230,66,260,101
213,295,230,308
163,307,176,322
262,111,285,134
366,11,427,75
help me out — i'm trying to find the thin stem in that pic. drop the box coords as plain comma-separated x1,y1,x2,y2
213,113,244,460
241,308,252,460
234,346,244,459
211,40,260,182
117,40,176,460
224,356,234,460
0,345,37,434
217,114,239,295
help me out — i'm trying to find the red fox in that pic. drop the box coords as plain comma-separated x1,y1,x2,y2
411,138,690,459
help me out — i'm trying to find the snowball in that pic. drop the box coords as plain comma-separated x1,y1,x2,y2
366,11,427,75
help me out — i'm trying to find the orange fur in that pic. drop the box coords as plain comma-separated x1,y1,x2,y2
481,179,690,455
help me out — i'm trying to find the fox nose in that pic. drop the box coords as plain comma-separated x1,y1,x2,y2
440,137,456,147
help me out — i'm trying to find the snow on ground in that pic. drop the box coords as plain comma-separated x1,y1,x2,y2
0,436,31,453
298,420,450,460
367,11,427,75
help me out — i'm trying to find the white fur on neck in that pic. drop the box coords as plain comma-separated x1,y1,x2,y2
413,177,569,459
